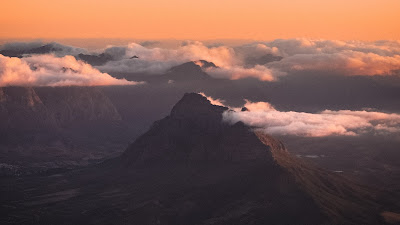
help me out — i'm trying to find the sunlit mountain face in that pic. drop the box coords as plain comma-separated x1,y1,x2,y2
1,0,400,224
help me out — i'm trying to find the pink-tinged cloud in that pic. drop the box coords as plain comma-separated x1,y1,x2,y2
203,65,280,81
96,39,400,80
97,41,275,80
97,41,239,74
214,98,400,137
0,54,139,87
268,51,400,76
4,39,400,81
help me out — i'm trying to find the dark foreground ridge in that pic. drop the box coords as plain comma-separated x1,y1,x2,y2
0,93,385,225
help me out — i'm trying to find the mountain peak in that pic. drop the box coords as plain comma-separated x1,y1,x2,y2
122,93,273,164
193,60,218,69
170,93,227,119
166,60,216,81
169,60,217,73
168,61,202,73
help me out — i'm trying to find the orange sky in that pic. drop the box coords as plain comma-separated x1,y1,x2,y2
1,0,399,40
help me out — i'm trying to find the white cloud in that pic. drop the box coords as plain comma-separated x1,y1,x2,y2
0,54,139,87
97,39,400,80
3,39,400,81
97,41,239,75
221,99,400,137
267,50,400,76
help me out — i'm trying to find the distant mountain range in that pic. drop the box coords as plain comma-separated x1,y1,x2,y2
0,43,66,58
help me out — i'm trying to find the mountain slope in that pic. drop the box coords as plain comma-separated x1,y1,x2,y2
256,133,381,224
119,93,383,224
0,93,385,225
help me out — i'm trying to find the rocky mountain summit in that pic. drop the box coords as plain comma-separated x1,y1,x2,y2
165,61,213,82
123,93,272,163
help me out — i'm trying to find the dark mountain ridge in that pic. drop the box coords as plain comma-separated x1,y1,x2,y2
0,43,66,58
1,93,326,225
0,92,389,225
115,93,382,224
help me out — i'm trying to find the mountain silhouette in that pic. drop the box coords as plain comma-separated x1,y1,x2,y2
165,61,214,82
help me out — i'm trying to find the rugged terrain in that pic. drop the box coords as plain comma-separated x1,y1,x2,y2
0,93,390,224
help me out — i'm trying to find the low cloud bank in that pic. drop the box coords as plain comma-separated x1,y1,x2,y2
0,54,138,86
200,94,400,137
2,39,400,81
95,41,284,81
98,39,400,80
96,41,242,77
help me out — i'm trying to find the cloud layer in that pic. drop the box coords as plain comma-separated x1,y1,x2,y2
96,41,241,76
0,54,137,86
198,94,400,137
96,39,400,80
2,39,400,81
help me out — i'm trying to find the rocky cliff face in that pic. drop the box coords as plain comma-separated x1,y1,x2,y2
0,86,43,107
0,86,121,130
35,86,121,124
0,87,52,130
0,86,125,174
